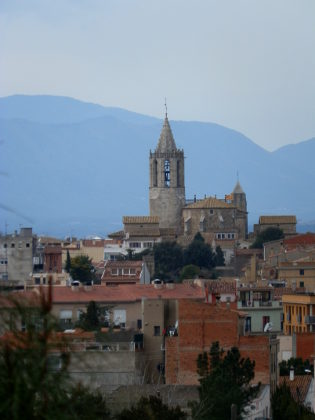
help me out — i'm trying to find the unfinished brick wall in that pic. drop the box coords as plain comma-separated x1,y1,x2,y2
296,333,315,362
165,300,271,386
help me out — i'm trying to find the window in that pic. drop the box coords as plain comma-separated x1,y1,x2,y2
129,242,141,248
34,277,40,285
245,317,251,332
113,309,126,326
26,243,30,248
59,310,72,323
111,268,118,275
143,242,153,248
164,160,170,187
177,160,180,187
137,319,142,329
210,209,214,215
300,281,304,288
130,268,136,275
154,326,160,336
11,243,15,248
262,316,270,331
153,160,157,187
43,277,46,285
3,244,7,248
300,269,304,276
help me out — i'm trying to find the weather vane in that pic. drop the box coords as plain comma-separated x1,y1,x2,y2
164,97,168,117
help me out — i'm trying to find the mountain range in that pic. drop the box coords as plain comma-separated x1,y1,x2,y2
0,95,314,238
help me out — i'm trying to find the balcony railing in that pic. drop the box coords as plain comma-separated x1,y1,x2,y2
305,316,315,325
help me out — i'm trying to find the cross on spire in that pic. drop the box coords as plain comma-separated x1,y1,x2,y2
164,97,168,118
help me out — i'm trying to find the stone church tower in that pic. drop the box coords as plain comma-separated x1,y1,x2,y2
149,113,185,231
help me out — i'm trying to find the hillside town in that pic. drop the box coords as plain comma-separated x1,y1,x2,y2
1,114,315,419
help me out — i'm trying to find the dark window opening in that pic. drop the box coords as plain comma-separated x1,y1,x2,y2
300,269,304,276
245,317,251,332
137,319,142,329
154,325,160,336
153,160,157,187
300,281,304,288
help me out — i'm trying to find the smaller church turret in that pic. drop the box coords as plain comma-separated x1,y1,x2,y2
232,180,248,238
149,111,185,231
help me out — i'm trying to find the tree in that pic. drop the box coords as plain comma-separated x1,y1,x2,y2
65,250,71,273
271,382,315,420
154,242,184,279
115,395,186,420
76,300,110,331
214,245,225,266
180,264,200,281
0,284,111,419
279,357,313,376
250,227,284,249
69,255,96,284
184,233,215,269
0,283,70,419
191,341,258,420
68,383,110,419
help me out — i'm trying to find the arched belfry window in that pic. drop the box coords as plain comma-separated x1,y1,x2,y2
177,160,180,187
164,160,170,187
153,160,157,187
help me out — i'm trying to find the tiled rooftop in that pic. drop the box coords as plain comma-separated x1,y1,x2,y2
123,216,160,224
259,215,297,224
40,283,206,304
184,197,234,209
279,375,312,403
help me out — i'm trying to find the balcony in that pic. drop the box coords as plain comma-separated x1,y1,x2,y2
238,300,282,309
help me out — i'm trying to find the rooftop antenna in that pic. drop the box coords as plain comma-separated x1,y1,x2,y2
164,97,168,118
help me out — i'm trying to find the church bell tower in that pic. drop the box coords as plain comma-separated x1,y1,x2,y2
149,110,185,231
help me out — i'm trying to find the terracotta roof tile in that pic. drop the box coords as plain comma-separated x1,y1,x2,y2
123,216,160,224
279,375,312,403
35,284,205,304
259,215,297,224
185,197,234,209
284,233,315,247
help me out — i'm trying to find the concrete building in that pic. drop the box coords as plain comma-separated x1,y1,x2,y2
0,227,33,286
277,261,315,291
254,215,297,237
101,260,151,285
282,293,315,335
237,285,283,333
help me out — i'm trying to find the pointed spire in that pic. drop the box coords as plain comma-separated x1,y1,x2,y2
156,105,177,153
233,180,244,194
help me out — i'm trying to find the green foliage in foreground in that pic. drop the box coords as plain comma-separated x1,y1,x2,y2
279,357,313,376
250,227,284,249
115,395,186,420
191,341,258,420
271,382,315,420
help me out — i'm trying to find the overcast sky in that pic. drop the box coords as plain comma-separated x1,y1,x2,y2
1,0,314,151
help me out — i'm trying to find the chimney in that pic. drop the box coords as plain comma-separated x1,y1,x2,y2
290,367,294,381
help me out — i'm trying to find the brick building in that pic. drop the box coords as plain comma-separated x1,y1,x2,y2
165,300,279,392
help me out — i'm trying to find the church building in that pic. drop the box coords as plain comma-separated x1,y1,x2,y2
122,111,248,252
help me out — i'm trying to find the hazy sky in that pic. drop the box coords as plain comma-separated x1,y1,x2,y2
1,0,314,151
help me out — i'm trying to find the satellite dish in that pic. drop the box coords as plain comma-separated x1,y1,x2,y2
264,322,273,332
